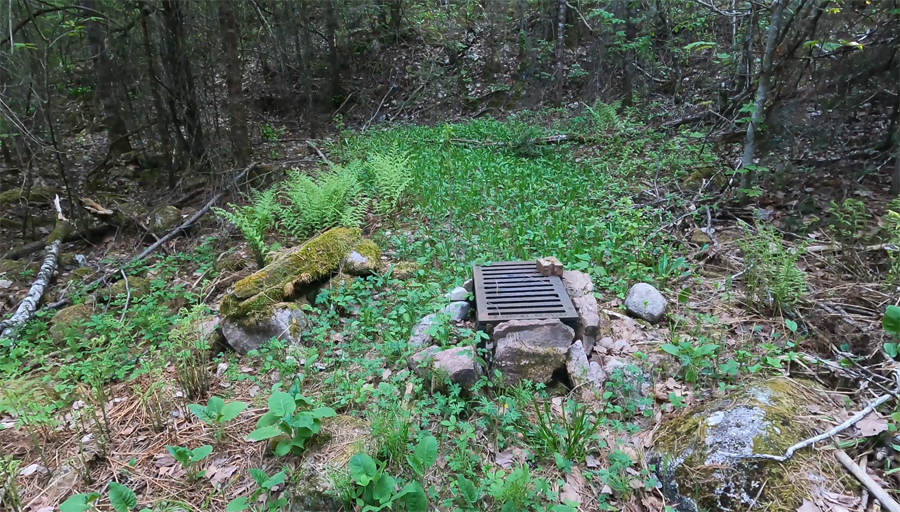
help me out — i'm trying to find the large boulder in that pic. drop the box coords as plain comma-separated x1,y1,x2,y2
49,303,93,343
343,239,381,275
649,378,847,512
108,276,151,300
408,345,442,377
624,283,667,324
220,302,306,355
219,228,364,319
493,319,574,385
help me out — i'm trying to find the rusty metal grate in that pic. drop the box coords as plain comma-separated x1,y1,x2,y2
473,261,578,324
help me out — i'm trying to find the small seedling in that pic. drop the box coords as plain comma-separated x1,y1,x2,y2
247,391,336,456
226,469,288,512
166,445,213,481
187,395,248,441
60,482,148,512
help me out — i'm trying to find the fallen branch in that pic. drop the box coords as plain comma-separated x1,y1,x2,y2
2,225,112,260
806,242,896,253
834,450,900,512
722,382,897,462
0,197,71,340
306,140,333,166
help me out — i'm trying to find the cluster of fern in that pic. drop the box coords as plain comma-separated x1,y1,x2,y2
738,224,807,314
213,148,413,268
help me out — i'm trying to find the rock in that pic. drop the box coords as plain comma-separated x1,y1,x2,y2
0,280,12,289
566,340,605,389
219,228,363,319
493,319,574,385
49,303,93,343
408,314,437,350
193,315,225,352
463,278,474,292
388,261,420,280
649,378,847,512
408,345,441,377
149,205,182,234
44,463,79,506
343,239,381,275
536,256,563,276
214,253,249,272
109,276,151,300
220,303,306,355
440,301,470,321
295,415,371,512
572,294,604,355
0,187,56,207
431,346,481,389
562,270,594,298
0,259,39,278
624,283,667,324
444,286,469,302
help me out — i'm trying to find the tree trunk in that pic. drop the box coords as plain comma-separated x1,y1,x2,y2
138,2,173,169
80,0,132,155
326,1,343,106
300,0,318,138
388,0,402,41
161,0,205,169
740,0,787,193
621,0,636,108
892,58,900,196
218,0,250,166
554,0,567,105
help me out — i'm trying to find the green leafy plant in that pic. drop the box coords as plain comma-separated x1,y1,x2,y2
347,451,428,511
738,224,807,314
406,434,438,478
279,167,368,237
187,395,247,441
165,305,211,400
1,456,22,512
60,482,148,512
166,444,213,480
248,390,336,456
366,148,412,214
882,305,900,358
529,396,599,462
212,187,279,269
226,469,288,512
660,337,720,382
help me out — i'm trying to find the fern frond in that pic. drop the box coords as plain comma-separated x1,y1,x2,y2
366,148,413,215
279,166,367,237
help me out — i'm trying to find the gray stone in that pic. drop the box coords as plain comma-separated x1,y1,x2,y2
463,279,474,293
149,205,182,234
562,270,594,298
440,301,470,321
444,286,470,302
648,378,845,512
432,346,481,389
408,345,441,377
408,314,437,350
220,303,306,355
566,340,605,389
624,283,667,324
493,319,574,385
572,293,603,355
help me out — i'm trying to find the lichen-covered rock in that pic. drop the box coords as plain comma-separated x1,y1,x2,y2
0,259,39,278
431,346,481,389
441,301,470,321
387,261,420,280
49,303,93,343
408,313,438,351
220,302,306,355
444,286,469,302
214,253,249,273
149,205,182,234
562,270,594,298
220,228,362,319
109,276,151,300
343,239,381,275
295,414,371,511
649,378,845,512
493,319,574,385
0,187,57,207
625,283,667,324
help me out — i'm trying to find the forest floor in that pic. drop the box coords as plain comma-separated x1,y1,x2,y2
1,106,899,512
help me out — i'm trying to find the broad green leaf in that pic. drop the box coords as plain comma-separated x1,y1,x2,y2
660,344,680,356
885,342,899,359
884,306,900,335
108,482,138,512
166,445,191,466
349,453,377,486
414,435,438,470
311,406,337,419
207,396,225,416
401,482,428,512
373,473,396,504
785,319,798,333
456,474,478,504
256,411,280,428
248,425,282,441
248,468,269,487
267,391,296,417
187,404,214,424
275,438,292,457
264,471,286,488
406,453,423,477
190,445,213,462
59,494,94,512
693,344,718,356
225,497,248,512
219,401,248,422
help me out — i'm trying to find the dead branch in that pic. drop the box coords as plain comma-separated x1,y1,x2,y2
835,450,900,512
806,243,896,253
0,197,71,340
2,225,112,260
306,140,333,166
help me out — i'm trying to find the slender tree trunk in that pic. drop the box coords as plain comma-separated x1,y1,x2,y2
161,0,205,169
326,1,343,106
892,56,900,196
621,0,636,108
388,0,402,41
138,2,172,166
299,0,318,138
554,0,567,105
740,0,787,193
80,0,131,155
218,0,250,166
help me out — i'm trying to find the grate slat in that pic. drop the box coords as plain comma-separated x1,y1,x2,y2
474,261,578,324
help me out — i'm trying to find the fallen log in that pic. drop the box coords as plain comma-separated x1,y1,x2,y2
2,225,113,260
0,197,72,341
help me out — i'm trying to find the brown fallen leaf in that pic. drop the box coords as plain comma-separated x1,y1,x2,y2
208,465,239,488
797,499,821,512
559,482,580,506
855,412,888,437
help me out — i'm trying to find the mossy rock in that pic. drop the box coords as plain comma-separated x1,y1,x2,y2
109,276,151,300
0,187,57,207
0,259,39,279
214,253,249,273
69,267,95,281
386,261,420,280
58,253,79,270
649,377,848,512
149,205,182,234
219,302,307,355
0,217,23,229
343,239,381,275
49,303,93,344
221,228,362,319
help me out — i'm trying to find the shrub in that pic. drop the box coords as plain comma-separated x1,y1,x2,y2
366,148,412,215
279,167,368,236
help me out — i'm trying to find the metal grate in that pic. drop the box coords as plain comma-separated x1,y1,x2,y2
473,261,578,324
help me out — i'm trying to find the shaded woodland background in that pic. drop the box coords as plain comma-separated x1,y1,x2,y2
0,0,898,235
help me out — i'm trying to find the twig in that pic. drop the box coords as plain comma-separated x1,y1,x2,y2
835,450,900,512
859,453,869,512
306,140,333,166
118,269,130,323
363,85,394,133
722,385,897,462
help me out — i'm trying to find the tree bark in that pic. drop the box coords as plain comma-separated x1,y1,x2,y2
740,0,787,193
79,0,132,155
893,57,900,196
161,0,205,168
138,1,173,168
326,1,343,106
218,0,251,166
621,0,637,108
554,0,567,105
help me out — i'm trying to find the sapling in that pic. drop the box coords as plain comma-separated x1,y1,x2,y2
166,445,213,481
187,395,247,441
